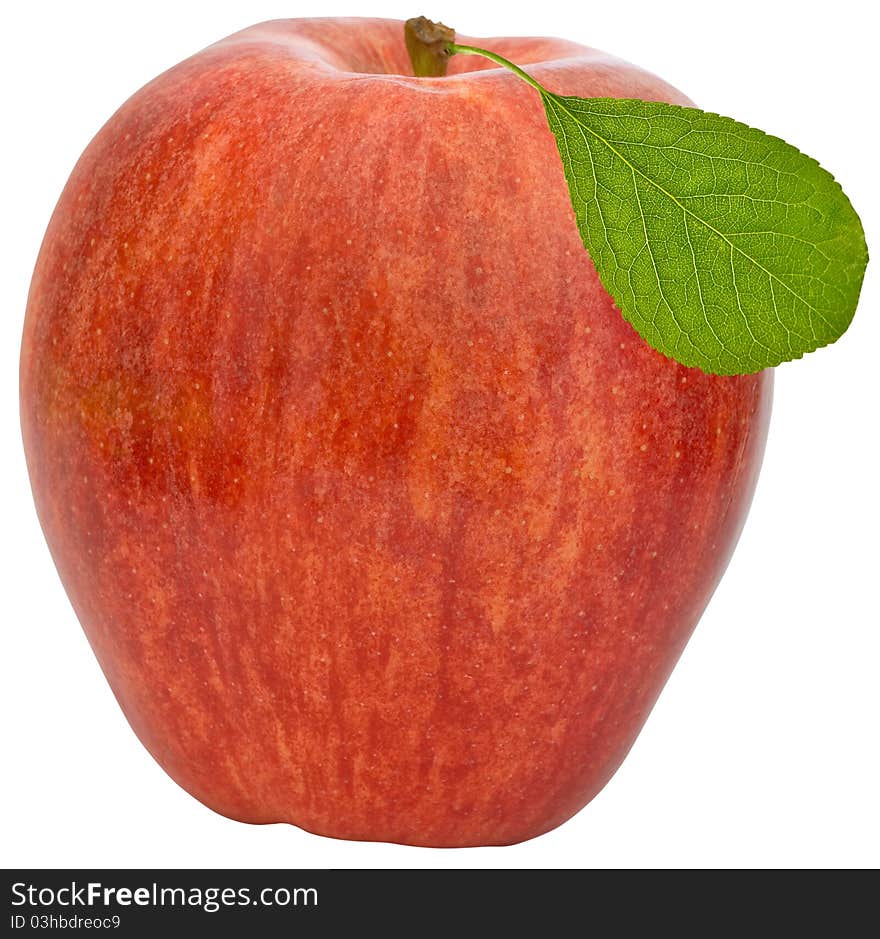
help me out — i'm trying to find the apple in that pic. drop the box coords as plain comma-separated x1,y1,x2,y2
20,17,771,847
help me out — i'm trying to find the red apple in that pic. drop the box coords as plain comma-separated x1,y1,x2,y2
20,17,771,846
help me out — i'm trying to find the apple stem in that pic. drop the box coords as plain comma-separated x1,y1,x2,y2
404,18,548,93
404,17,455,76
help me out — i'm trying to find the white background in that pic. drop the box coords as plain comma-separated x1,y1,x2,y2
2,0,877,869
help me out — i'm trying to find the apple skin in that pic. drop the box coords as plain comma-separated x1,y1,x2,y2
20,18,771,847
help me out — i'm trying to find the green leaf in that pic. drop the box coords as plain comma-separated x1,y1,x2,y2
540,94,868,374
445,38,868,374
